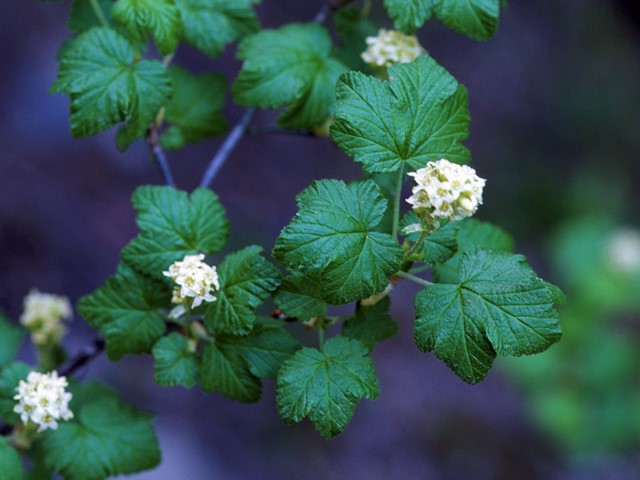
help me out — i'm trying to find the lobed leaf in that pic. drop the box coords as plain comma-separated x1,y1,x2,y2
273,272,327,321
330,54,470,174
342,297,398,351
384,0,434,34
0,437,24,480
276,336,379,438
112,0,180,55
0,313,24,368
273,179,403,305
414,249,562,383
152,333,198,388
435,0,501,41
204,246,281,335
233,23,348,129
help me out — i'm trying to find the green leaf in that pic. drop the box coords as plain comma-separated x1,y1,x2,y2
333,7,377,71
273,272,327,321
434,0,501,41
433,218,514,283
175,0,260,57
0,313,24,367
51,27,171,145
200,341,261,402
330,54,470,173
277,336,379,438
152,333,198,388
384,0,434,34
68,0,113,33
402,211,460,264
0,437,24,480
273,179,403,305
342,297,398,351
77,262,170,360
161,66,228,150
205,246,281,335
0,362,31,425
113,0,180,55
122,186,229,277
233,23,348,129
217,317,302,379
414,249,562,384
40,382,160,480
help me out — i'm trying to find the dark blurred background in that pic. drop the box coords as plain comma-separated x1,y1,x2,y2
1,1,640,479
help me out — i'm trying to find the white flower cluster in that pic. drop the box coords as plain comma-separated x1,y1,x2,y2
20,290,72,346
604,228,640,274
361,29,425,68
14,371,73,432
163,254,220,309
406,159,486,228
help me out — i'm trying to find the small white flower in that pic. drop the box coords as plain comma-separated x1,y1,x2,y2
13,371,73,432
406,159,486,227
163,254,220,309
361,29,425,68
604,228,640,274
20,290,72,346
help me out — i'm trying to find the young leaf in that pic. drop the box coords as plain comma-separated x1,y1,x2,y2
273,272,327,321
40,383,160,480
152,333,198,388
161,66,228,150
0,437,24,480
0,362,31,425
273,179,403,305
51,27,171,145
434,0,500,41
233,23,348,129
205,246,281,335
277,337,379,438
112,0,180,55
414,249,562,384
384,0,434,34
0,313,24,367
77,262,170,360
330,54,470,173
175,0,260,57
200,341,261,402
122,187,229,277
342,297,398,351
217,317,302,379
433,218,514,283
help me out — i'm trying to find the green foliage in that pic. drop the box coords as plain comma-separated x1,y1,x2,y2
333,7,377,71
383,0,500,39
273,179,403,305
414,249,562,383
331,54,470,173
40,382,160,480
435,0,501,41
77,262,170,360
342,297,398,351
0,314,24,368
205,246,281,335
175,0,260,57
122,186,229,277
384,0,434,34
152,333,198,388
273,272,327,321
200,341,261,402
432,218,515,282
68,0,113,33
0,437,24,480
0,362,31,425
51,27,171,147
233,23,347,129
277,337,379,438
113,0,180,55
161,66,228,150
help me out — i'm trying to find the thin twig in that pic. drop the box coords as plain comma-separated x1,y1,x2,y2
199,108,256,188
148,125,176,187
395,270,433,288
58,337,106,377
